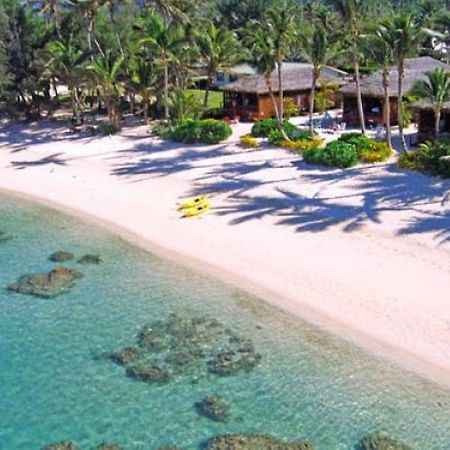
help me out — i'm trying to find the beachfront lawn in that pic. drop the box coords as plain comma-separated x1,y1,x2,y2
186,89,223,110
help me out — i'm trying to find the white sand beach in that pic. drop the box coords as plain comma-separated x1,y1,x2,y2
1,119,449,385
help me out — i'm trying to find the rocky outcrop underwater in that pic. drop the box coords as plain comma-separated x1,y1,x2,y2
101,314,262,384
7,266,83,298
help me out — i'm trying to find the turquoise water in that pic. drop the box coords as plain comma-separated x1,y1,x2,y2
1,192,450,450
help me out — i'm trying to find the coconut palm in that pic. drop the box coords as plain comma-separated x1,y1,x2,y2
87,50,125,127
380,14,424,151
334,0,366,134
365,27,396,149
298,24,336,133
264,0,296,120
412,68,450,135
138,12,185,121
196,23,241,107
433,11,450,64
47,39,89,124
246,28,288,140
127,56,156,122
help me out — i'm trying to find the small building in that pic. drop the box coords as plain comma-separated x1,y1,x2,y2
339,57,450,127
411,100,450,141
220,64,347,121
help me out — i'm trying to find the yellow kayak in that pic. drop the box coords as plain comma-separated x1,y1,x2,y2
177,195,208,210
182,203,210,218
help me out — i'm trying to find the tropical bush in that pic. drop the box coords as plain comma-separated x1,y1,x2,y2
198,119,232,144
358,141,392,163
155,119,232,144
251,118,297,139
398,138,450,178
338,132,373,151
239,134,260,148
303,141,358,168
278,136,323,151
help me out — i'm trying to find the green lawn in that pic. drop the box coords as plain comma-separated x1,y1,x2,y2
187,89,223,109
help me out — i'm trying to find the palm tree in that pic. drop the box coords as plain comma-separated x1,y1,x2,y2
87,50,124,128
264,0,296,120
47,39,89,124
380,14,424,151
299,24,336,133
433,11,450,64
334,0,366,134
127,56,156,123
196,23,241,107
247,28,288,140
365,27,396,149
412,68,450,135
138,12,184,121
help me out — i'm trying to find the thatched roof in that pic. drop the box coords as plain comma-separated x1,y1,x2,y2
340,57,450,98
220,65,346,94
411,99,450,112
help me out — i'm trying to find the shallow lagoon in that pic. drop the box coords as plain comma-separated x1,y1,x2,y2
1,192,450,449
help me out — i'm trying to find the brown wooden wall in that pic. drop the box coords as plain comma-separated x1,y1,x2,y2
343,95,399,126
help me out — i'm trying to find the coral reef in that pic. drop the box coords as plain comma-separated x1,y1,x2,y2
104,314,262,384
203,434,314,449
358,432,413,450
77,254,102,264
49,251,75,262
41,442,78,450
95,444,122,450
0,230,11,243
196,395,229,422
8,266,83,298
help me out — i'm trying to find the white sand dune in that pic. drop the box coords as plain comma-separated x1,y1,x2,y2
1,119,449,385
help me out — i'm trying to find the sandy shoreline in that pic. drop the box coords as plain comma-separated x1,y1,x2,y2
1,120,450,387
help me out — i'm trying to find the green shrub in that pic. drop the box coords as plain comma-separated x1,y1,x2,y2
251,118,298,139
240,134,259,148
303,141,358,168
398,138,450,178
251,118,279,137
199,119,232,144
160,119,232,144
98,122,119,135
358,141,392,163
338,132,372,151
171,119,202,143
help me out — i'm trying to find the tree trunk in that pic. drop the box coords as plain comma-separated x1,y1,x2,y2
435,108,442,135
382,70,392,150
353,45,366,135
397,59,407,152
143,93,149,123
277,60,284,120
204,71,212,107
309,70,318,134
266,75,288,141
163,62,169,121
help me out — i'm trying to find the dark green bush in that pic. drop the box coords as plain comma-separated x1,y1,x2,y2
251,118,279,137
338,132,372,151
251,118,298,139
157,119,232,144
171,119,202,143
303,141,358,168
199,119,232,144
398,138,450,178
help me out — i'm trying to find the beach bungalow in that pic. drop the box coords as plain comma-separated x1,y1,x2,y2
220,63,347,121
411,100,450,141
339,57,450,127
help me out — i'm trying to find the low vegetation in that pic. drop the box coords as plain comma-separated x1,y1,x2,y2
239,134,260,148
155,119,232,144
398,138,450,178
303,133,393,169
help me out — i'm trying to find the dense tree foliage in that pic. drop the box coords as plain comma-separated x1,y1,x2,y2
0,0,447,130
